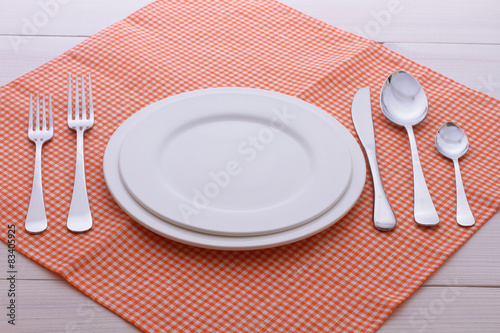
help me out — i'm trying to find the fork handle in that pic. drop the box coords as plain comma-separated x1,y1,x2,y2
26,142,48,234
67,129,93,232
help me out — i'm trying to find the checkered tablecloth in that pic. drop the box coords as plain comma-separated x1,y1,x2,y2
1,1,499,332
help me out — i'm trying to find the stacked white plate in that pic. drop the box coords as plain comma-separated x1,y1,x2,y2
103,88,366,250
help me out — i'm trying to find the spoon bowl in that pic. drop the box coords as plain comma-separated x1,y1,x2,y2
435,122,475,227
380,70,429,126
435,122,469,159
380,70,439,226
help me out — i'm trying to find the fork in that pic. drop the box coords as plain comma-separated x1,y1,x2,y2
26,94,53,234
67,74,94,232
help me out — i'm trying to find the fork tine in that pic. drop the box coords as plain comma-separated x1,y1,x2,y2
81,75,86,120
29,94,33,131
68,74,72,121
36,94,40,130
88,75,94,121
75,75,82,119
42,94,47,131
48,94,53,131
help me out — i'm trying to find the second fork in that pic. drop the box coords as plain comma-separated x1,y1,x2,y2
67,74,94,232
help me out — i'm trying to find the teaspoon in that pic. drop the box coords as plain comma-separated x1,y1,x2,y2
380,70,439,226
435,122,475,227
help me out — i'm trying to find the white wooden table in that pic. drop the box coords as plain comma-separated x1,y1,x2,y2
1,1,499,332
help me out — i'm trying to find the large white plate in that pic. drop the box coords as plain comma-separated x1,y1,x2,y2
103,88,366,250
118,89,352,236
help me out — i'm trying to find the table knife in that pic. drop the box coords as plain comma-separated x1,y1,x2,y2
351,87,396,231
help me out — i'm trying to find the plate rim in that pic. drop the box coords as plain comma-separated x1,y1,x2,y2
117,88,353,236
103,87,366,250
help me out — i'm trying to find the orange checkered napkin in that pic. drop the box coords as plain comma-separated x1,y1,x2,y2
1,1,499,332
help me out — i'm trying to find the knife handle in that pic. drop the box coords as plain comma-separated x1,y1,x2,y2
365,149,397,231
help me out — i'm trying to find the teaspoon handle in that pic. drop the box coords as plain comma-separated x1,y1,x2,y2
453,159,475,227
405,125,440,226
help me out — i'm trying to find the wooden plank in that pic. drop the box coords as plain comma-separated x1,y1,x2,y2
2,216,499,286
384,43,500,100
423,212,500,287
0,0,155,37
0,279,140,332
1,0,499,44
1,1,499,332
2,37,500,95
2,213,499,285
379,286,500,332
0,36,86,86
1,35,500,332
0,279,498,332
282,0,500,44
0,244,60,280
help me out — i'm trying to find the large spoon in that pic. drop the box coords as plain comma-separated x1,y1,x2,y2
435,122,475,227
380,70,439,226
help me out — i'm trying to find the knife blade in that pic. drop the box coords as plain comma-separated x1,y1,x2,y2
351,87,396,231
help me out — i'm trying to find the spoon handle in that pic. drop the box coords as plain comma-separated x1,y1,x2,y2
453,159,475,227
405,125,440,226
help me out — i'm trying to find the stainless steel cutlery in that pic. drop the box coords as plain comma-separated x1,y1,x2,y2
26,94,53,234
23,71,471,235
435,122,475,227
380,70,439,227
67,74,94,232
25,75,94,233
351,87,396,231
352,71,471,230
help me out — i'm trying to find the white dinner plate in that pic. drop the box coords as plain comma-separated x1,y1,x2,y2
118,89,352,236
103,88,366,250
